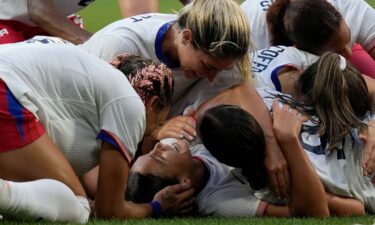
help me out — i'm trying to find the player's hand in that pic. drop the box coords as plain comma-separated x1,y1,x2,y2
152,114,196,141
264,141,289,199
265,100,307,198
153,179,195,215
272,100,306,142
359,119,375,176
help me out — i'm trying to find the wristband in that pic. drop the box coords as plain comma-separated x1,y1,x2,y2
150,200,162,218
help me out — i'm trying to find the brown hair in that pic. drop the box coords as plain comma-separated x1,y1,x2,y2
267,0,342,55
279,52,371,149
197,105,267,190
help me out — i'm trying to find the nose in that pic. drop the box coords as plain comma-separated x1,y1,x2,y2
153,142,167,153
340,45,352,59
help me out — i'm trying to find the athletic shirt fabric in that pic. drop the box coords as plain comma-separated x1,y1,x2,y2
0,0,95,26
251,46,319,90
81,13,244,116
0,37,145,175
257,88,375,212
192,144,264,216
241,0,375,52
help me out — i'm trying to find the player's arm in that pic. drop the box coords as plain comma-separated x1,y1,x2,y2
27,0,91,44
325,192,365,216
272,100,329,217
236,83,290,199
95,141,194,219
117,0,158,18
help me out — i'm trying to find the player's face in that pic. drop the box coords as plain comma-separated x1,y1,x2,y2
178,40,238,82
319,19,352,59
131,141,192,180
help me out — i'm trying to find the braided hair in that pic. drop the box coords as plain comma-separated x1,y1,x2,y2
110,54,174,107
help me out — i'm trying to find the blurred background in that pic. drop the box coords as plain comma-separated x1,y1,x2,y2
79,0,375,33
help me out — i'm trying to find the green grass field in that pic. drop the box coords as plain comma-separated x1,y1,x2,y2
71,1,375,225
79,0,375,32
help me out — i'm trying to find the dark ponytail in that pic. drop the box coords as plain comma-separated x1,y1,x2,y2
267,0,342,54
197,105,267,190
266,0,293,47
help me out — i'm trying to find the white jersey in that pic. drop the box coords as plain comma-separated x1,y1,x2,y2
0,0,94,26
252,46,319,90
0,37,145,176
160,138,266,216
241,0,375,52
192,144,266,217
81,13,244,117
258,88,375,212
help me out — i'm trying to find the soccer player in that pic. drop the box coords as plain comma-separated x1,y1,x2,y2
241,0,375,78
0,37,192,222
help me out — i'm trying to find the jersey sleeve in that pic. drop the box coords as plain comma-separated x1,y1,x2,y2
97,96,145,163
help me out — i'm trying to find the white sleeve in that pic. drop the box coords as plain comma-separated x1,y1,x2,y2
81,34,140,61
198,187,263,217
343,0,375,51
99,96,146,162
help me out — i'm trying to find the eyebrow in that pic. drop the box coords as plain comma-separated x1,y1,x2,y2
149,155,165,165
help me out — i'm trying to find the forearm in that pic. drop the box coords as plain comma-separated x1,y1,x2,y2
279,137,329,217
96,142,152,219
28,0,91,44
117,0,158,18
326,193,365,216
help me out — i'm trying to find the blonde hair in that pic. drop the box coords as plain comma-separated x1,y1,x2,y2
177,0,252,80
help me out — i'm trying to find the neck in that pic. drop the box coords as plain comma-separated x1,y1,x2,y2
188,157,209,194
277,68,301,99
162,23,180,64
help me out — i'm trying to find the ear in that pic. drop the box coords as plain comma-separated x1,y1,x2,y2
146,96,160,112
179,177,192,186
180,29,193,45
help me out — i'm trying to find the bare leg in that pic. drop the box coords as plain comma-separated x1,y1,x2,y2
0,134,85,197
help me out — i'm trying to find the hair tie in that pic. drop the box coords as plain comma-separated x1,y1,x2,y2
339,55,346,71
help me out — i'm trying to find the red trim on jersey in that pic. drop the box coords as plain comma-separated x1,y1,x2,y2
256,201,270,216
0,79,45,152
98,129,133,164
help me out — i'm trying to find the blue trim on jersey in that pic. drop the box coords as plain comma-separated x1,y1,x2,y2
270,65,283,92
155,21,180,68
300,136,325,155
97,131,121,151
6,87,25,143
